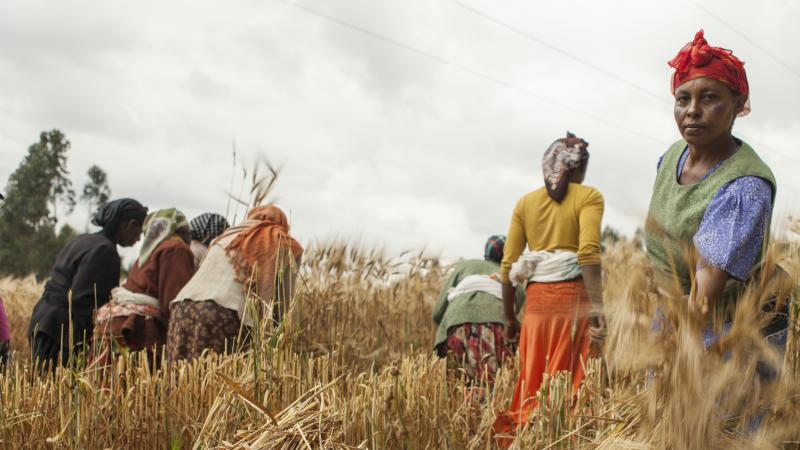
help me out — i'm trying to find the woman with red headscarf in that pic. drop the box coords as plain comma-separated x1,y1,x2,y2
166,205,303,362
644,30,787,375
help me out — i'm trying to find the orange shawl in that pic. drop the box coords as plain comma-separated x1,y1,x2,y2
224,205,303,298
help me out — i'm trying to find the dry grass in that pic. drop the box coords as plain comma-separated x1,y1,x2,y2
0,239,798,449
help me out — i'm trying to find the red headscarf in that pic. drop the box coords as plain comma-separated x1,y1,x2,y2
225,205,303,297
668,30,749,113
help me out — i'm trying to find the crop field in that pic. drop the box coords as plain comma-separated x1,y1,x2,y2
0,240,798,449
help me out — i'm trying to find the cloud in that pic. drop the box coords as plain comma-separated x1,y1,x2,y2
0,0,798,263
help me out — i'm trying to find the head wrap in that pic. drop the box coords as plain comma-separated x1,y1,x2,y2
669,29,750,115
484,235,506,264
91,198,148,236
224,205,303,297
542,132,589,203
190,213,230,244
137,208,190,266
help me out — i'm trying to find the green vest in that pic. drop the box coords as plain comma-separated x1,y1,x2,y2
644,139,776,296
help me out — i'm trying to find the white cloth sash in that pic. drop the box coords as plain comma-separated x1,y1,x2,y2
446,274,503,302
508,251,581,287
95,287,161,324
109,287,160,309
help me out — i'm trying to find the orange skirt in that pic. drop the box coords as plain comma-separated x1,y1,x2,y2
494,279,592,437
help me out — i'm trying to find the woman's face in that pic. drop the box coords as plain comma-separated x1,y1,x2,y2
673,77,746,148
116,220,143,247
177,228,192,245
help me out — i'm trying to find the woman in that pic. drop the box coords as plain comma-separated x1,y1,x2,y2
93,208,195,363
28,198,148,371
493,132,605,437
644,31,785,361
431,235,526,389
189,212,230,267
0,194,8,367
166,205,303,362
0,295,10,367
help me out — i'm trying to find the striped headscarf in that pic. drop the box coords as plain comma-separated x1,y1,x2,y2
190,213,230,244
138,208,190,266
484,235,506,264
542,132,589,203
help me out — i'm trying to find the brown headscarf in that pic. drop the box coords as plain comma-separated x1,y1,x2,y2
542,132,589,202
224,205,303,297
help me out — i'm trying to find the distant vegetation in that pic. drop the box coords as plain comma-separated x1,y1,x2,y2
0,130,111,277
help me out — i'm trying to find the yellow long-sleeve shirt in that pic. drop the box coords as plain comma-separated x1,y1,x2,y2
500,184,604,284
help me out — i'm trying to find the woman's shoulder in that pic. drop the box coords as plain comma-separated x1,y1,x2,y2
516,187,548,205
656,140,689,170
733,140,776,188
155,237,194,258
570,184,604,203
716,176,773,203
69,233,117,256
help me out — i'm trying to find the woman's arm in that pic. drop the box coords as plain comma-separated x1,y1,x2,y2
499,198,527,285
0,297,10,347
501,198,527,339
691,262,729,315
73,244,120,309
502,282,520,341
581,264,606,342
578,190,605,339
272,252,302,326
157,243,197,320
691,177,773,314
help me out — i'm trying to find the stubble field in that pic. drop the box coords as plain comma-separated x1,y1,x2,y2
0,240,798,449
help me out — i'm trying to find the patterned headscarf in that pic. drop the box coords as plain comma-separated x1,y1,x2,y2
137,208,190,267
542,132,589,202
190,213,230,244
484,235,506,264
669,29,750,115
224,205,303,297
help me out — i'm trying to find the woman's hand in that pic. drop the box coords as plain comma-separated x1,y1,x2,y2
588,315,607,343
692,264,729,316
505,316,521,342
501,282,520,341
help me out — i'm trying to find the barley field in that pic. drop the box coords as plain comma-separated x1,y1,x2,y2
0,239,798,449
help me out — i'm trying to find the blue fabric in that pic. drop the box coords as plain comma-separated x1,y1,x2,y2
650,309,788,379
656,147,773,280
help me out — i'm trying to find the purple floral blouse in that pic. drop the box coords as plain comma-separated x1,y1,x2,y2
657,147,773,280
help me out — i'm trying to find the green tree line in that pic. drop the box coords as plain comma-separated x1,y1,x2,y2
0,130,111,277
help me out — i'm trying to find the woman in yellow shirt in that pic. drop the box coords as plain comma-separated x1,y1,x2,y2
494,132,605,440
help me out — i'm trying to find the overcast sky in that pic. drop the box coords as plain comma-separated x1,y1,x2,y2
1,0,799,263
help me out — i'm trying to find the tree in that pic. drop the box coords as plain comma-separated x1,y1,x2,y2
81,165,111,228
0,130,78,277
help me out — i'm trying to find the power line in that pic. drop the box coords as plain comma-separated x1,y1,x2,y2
274,0,662,144
448,0,799,163
688,0,800,80
444,0,670,105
